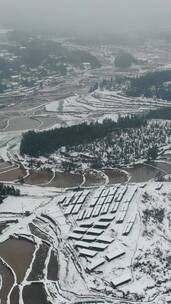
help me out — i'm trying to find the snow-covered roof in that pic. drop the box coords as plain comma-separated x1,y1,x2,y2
79,248,97,258
87,228,104,235
111,273,132,287
106,248,125,261
87,257,105,271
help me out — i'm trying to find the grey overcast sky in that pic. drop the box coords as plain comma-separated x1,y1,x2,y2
0,0,171,34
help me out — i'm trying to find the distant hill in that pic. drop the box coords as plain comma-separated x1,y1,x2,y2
115,52,137,69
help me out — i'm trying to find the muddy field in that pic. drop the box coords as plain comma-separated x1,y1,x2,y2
103,169,128,185
0,259,14,304
27,242,49,281
153,161,171,174
125,164,161,183
10,285,20,304
25,169,53,185
0,238,35,283
23,282,51,304
49,171,83,188
0,165,15,173
47,250,58,281
0,166,26,182
0,160,12,169
83,172,105,187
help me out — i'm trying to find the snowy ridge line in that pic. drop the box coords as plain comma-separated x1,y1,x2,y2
13,233,35,243
30,222,54,244
46,281,68,303
24,168,30,179
80,173,86,187
71,285,164,304
129,188,143,289
21,276,164,304
0,163,19,176
23,237,41,283
44,246,52,279
36,216,60,243
64,243,85,278
127,173,132,183
0,256,17,304
0,164,15,171
41,213,57,228
56,275,141,304
0,274,2,291
0,211,23,215
55,281,73,302
130,211,142,283
44,280,55,304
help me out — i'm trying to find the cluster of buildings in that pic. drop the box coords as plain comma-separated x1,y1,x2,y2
56,184,138,288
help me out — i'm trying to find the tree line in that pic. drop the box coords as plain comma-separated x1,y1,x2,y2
146,106,171,120
20,115,146,157
0,183,20,204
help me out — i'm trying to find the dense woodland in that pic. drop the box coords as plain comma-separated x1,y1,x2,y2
0,183,20,204
20,115,146,157
61,121,169,168
126,70,171,100
7,31,101,69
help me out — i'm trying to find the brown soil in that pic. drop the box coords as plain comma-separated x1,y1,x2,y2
0,259,14,304
0,238,35,283
83,172,105,187
103,169,128,185
0,161,12,169
0,167,26,182
49,171,83,188
25,169,53,185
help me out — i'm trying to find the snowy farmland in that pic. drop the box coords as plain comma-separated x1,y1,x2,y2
44,90,171,127
0,182,171,303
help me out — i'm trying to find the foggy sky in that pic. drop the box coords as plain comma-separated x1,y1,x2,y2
0,0,171,35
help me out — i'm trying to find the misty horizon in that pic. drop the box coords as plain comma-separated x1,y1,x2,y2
0,0,171,36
